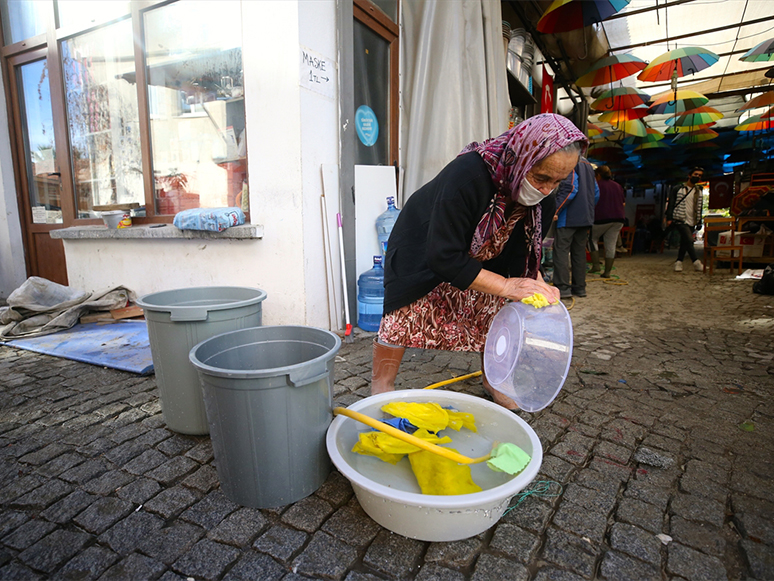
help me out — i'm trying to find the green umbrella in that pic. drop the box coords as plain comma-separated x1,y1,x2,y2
740,37,774,62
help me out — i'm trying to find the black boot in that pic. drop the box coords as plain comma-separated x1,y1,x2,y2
601,257,615,278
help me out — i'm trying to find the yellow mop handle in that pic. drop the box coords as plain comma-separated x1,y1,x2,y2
423,370,482,390
333,406,490,465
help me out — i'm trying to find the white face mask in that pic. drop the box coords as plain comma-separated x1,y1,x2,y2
517,177,545,206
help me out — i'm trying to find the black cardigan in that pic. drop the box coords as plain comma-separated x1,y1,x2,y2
383,152,555,314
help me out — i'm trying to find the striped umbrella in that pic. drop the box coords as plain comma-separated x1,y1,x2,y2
590,87,650,111
587,123,610,138
761,107,774,119
735,113,774,132
576,54,647,87
738,91,774,112
633,141,670,151
665,107,724,127
649,90,709,115
537,0,631,34
740,38,774,62
616,119,647,137
672,129,719,143
665,122,717,134
597,107,649,124
637,47,719,83
621,127,664,145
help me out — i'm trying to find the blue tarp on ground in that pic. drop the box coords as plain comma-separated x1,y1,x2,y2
6,320,154,375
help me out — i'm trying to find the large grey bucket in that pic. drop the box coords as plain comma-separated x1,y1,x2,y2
137,287,267,435
189,325,341,508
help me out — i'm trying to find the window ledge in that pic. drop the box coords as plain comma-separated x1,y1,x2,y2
50,224,263,240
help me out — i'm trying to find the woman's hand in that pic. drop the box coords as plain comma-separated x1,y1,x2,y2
468,269,561,304
501,276,561,303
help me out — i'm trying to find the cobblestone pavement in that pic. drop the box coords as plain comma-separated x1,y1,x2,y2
0,252,772,580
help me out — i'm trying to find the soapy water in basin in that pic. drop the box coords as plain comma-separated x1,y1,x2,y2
339,421,517,494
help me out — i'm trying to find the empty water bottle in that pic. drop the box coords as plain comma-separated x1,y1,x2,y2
375,196,400,256
357,256,384,332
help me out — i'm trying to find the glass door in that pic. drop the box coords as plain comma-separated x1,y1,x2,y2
7,49,69,284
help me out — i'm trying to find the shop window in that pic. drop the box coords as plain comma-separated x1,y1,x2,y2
144,0,247,215
61,18,143,218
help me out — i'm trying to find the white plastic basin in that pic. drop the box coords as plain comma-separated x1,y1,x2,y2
326,389,542,542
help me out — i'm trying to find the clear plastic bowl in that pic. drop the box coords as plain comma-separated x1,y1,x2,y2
483,300,573,412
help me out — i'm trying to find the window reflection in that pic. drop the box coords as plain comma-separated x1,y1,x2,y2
57,0,130,32
61,18,142,218
18,59,61,224
1,0,50,45
144,0,247,214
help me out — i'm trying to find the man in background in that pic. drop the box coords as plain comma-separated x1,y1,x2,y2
553,157,599,299
666,167,704,272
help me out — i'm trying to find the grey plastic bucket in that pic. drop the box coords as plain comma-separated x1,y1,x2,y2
136,287,267,435
189,325,341,508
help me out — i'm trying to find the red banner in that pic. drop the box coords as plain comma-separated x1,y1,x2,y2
541,65,554,114
709,175,734,209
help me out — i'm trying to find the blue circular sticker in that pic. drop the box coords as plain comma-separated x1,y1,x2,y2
355,105,379,147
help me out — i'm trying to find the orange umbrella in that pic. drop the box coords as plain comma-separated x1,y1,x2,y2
597,107,649,124
576,54,647,87
587,123,609,138
590,87,650,111
649,90,709,115
735,113,774,131
738,91,774,112
637,47,719,83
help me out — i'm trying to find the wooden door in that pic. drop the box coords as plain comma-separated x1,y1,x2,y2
7,49,68,285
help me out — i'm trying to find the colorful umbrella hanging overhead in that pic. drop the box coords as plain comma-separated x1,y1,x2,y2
597,107,649,124
739,37,774,62
738,91,774,112
637,47,720,83
576,54,647,87
664,106,724,127
649,90,709,115
633,141,670,151
590,87,650,111
735,113,774,132
616,119,647,137
665,122,717,134
586,123,609,138
672,129,719,144
621,128,664,145
536,0,631,34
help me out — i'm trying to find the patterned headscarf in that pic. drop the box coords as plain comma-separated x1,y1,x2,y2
460,114,587,277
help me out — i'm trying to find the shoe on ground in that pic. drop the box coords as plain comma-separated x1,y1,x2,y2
560,291,572,300
693,259,704,271
674,261,683,272
573,289,587,297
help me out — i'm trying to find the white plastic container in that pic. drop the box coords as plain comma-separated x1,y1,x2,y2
326,389,542,542
483,300,573,412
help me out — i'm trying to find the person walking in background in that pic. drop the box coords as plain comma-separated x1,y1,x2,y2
552,156,599,300
665,167,704,272
590,165,626,278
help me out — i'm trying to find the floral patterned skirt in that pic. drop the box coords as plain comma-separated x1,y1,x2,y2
378,282,507,352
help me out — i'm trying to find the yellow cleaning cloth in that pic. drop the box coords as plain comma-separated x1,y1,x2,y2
408,448,483,495
352,428,452,464
380,402,450,432
446,409,477,432
486,442,531,474
521,293,555,308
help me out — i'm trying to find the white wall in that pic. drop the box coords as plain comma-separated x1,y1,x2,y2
59,0,341,328
0,55,27,299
